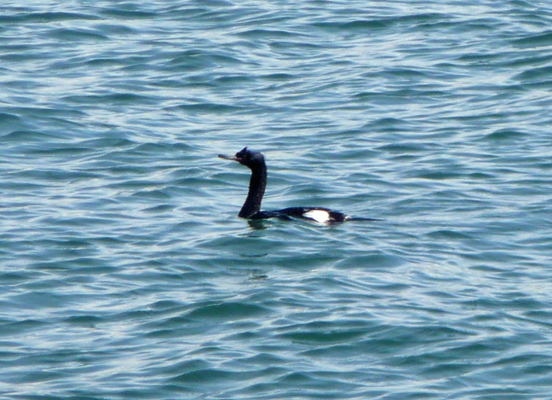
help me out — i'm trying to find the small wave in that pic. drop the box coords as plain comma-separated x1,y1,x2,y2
512,30,552,48
485,128,528,141
47,27,108,41
0,11,99,24
185,301,271,321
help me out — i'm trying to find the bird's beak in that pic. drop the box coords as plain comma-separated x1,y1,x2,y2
218,154,238,161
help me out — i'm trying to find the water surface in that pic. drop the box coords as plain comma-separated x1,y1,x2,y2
1,1,552,399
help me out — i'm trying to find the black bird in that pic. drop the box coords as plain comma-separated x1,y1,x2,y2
219,147,375,224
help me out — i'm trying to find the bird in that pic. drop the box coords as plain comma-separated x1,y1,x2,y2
218,147,377,224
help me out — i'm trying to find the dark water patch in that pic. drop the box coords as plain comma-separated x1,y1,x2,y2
335,253,406,269
92,23,137,36
63,92,158,105
276,371,318,385
0,11,99,24
143,204,175,213
500,53,552,70
0,272,30,286
319,146,379,161
456,51,505,65
106,178,165,192
167,49,243,71
131,189,171,200
10,370,65,384
26,145,95,157
11,290,74,310
64,315,104,326
426,171,467,182
236,28,307,40
514,65,552,83
1,129,58,142
0,112,22,129
426,229,473,240
382,67,431,79
314,12,450,34
278,327,368,344
421,362,476,379
488,353,552,375
522,310,552,326
85,57,130,68
314,17,395,32
169,102,246,114
464,249,535,265
376,141,428,154
262,73,295,81
40,255,115,271
214,74,255,86
0,50,55,64
300,343,364,360
78,137,136,149
144,315,195,334
47,27,108,42
512,30,552,48
134,142,173,153
167,359,210,374
398,12,450,26
3,106,87,120
166,0,237,24
185,301,271,321
99,7,158,20
483,128,528,141
11,168,101,182
0,319,47,336
496,293,548,311
170,368,246,385
150,300,184,311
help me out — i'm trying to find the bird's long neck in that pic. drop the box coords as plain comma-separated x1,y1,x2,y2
239,162,267,218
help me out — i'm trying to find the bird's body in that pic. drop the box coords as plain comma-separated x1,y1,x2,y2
218,147,375,224
250,207,348,223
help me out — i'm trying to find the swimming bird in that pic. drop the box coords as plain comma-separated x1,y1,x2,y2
218,147,376,224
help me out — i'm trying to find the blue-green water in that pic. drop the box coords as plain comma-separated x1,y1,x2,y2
2,1,552,399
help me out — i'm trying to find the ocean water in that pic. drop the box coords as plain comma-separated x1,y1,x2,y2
1,0,552,399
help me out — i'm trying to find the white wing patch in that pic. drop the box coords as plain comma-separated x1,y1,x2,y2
303,209,331,224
